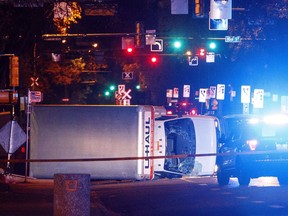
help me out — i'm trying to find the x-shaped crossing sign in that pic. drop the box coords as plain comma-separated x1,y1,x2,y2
122,89,132,100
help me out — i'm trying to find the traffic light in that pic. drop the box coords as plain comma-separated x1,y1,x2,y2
126,47,134,54
109,85,116,91
122,37,135,56
104,84,116,97
209,42,216,50
151,56,158,63
173,40,182,49
9,56,19,87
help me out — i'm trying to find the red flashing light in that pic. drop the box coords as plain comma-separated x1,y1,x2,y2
181,102,187,106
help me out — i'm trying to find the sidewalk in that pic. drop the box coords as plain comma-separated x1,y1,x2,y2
0,174,111,216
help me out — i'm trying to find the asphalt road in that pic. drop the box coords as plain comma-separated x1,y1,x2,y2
0,175,288,216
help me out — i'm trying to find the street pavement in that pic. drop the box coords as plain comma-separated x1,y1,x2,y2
1,174,287,216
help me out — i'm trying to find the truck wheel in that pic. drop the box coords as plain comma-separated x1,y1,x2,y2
277,175,288,185
217,169,230,186
238,171,250,186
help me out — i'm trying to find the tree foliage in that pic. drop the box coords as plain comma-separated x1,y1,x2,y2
53,2,82,34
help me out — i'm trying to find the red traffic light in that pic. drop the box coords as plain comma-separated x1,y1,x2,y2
151,56,157,63
127,47,134,53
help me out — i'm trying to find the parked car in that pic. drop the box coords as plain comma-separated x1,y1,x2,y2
216,114,288,186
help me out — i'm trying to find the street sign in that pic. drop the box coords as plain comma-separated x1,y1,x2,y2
145,30,156,45
209,19,228,30
199,88,208,102
30,77,39,87
209,86,216,98
118,85,125,94
173,88,179,98
29,91,42,103
210,0,232,19
241,85,251,103
166,89,173,98
189,56,198,66
253,89,264,109
206,52,215,63
0,120,26,154
183,85,190,98
216,84,225,100
225,36,241,43
243,103,249,114
122,72,133,80
122,89,132,100
150,39,163,52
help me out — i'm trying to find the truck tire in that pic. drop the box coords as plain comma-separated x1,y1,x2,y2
238,171,250,186
217,169,230,186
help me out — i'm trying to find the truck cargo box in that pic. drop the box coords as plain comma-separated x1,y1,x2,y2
30,105,158,180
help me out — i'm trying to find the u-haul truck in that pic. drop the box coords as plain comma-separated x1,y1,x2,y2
29,105,218,179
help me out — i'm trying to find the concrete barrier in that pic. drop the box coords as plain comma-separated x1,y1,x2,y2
54,174,90,216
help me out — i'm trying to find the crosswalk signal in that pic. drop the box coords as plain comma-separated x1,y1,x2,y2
195,0,204,17
9,56,19,87
198,48,206,57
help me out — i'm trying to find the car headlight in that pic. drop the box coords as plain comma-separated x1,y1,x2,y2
247,139,258,151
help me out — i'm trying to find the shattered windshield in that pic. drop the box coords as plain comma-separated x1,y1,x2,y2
164,118,196,175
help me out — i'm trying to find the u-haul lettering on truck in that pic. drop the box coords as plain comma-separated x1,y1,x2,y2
144,116,151,170
143,108,155,179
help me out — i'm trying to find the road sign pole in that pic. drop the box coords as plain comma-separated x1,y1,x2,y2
25,89,31,182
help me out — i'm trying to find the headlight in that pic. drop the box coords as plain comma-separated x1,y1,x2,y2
263,114,288,125
247,139,258,151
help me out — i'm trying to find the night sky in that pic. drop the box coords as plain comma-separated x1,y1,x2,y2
1,0,288,114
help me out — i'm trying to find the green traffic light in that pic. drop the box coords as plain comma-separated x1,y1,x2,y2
173,41,182,49
209,42,216,50
136,84,140,90
109,85,116,91
104,91,110,96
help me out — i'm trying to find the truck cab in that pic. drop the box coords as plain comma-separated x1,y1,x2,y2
153,115,219,178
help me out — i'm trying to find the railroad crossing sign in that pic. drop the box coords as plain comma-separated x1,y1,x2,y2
30,77,39,87
122,89,132,100
122,72,133,80
116,84,132,105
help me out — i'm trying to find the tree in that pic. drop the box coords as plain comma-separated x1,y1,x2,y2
41,57,85,103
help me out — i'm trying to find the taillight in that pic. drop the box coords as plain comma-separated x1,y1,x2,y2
247,139,258,151
20,146,26,154
190,109,197,115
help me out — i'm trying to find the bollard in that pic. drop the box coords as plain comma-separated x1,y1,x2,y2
54,174,90,216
